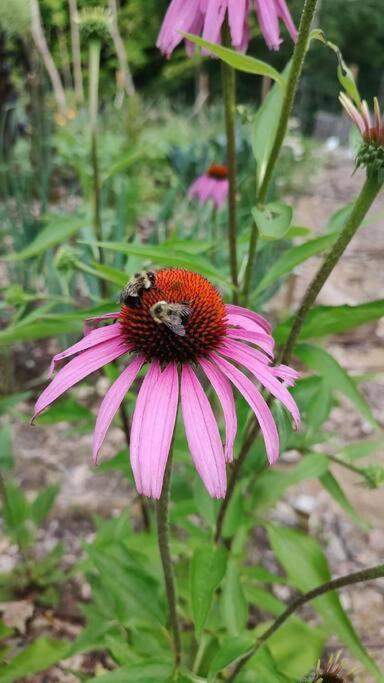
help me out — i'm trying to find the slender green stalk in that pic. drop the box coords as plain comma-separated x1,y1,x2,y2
156,454,181,668
88,39,105,289
221,21,239,303
279,174,383,365
242,0,319,302
228,563,384,681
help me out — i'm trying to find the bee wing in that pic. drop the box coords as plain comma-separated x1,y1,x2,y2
163,317,187,337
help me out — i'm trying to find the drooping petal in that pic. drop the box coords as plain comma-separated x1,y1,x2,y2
157,0,202,58
212,352,279,464
83,312,120,336
212,178,229,208
33,338,127,422
228,0,249,48
199,357,237,462
361,100,372,132
225,303,272,333
254,0,281,51
50,323,124,375
275,0,298,42
130,362,179,499
202,0,228,46
93,355,145,464
339,93,365,136
218,339,300,429
181,365,226,498
272,363,300,386
226,326,274,357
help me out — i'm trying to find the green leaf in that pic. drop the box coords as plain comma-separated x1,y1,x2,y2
0,392,31,416
252,202,292,241
209,635,254,676
104,146,150,180
79,240,229,286
250,647,295,682
252,233,337,296
337,438,383,462
320,471,367,530
243,585,285,616
2,480,29,531
0,319,83,345
85,659,173,683
252,63,289,186
182,33,285,87
31,484,60,526
220,559,248,635
74,259,127,287
2,215,88,261
0,425,14,471
268,617,325,679
0,637,70,683
190,545,227,637
267,524,384,681
295,343,378,428
36,397,93,425
274,300,384,343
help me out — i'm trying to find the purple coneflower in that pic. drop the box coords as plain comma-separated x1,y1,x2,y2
188,163,229,208
339,93,384,177
33,269,300,499
157,0,297,57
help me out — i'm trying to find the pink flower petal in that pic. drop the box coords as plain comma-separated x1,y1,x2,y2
219,339,300,429
93,355,145,464
212,352,279,464
50,323,124,375
225,303,272,333
228,0,249,48
226,315,267,339
181,365,226,498
254,0,281,51
272,363,300,386
212,178,229,208
130,362,179,499
226,326,274,357
275,0,298,42
33,338,127,422
157,0,202,58
83,312,120,336
202,0,228,46
199,357,237,462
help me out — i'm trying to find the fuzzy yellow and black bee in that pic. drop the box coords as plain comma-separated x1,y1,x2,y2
119,270,156,308
150,300,190,337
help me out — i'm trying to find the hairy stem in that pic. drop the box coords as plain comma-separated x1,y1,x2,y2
228,563,384,681
242,0,319,302
156,454,181,667
279,174,382,365
221,21,239,303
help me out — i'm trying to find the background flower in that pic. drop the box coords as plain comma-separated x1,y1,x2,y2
188,163,229,208
157,0,298,58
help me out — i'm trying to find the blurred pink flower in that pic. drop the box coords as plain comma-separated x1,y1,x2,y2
33,269,300,499
188,163,229,208
157,0,297,57
339,93,383,145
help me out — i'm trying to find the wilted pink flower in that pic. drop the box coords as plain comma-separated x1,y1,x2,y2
33,269,300,499
157,0,297,57
339,93,384,177
339,93,383,146
188,163,229,208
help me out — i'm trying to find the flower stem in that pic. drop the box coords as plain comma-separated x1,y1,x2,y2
279,174,383,365
228,563,384,681
156,453,181,668
242,0,319,302
88,39,105,292
221,20,239,304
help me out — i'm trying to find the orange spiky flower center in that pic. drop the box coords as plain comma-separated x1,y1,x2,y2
119,269,227,363
207,163,229,179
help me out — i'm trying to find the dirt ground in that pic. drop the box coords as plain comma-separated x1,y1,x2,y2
3,148,384,681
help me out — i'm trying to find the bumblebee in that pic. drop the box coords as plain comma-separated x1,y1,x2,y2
150,300,190,337
119,270,156,308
